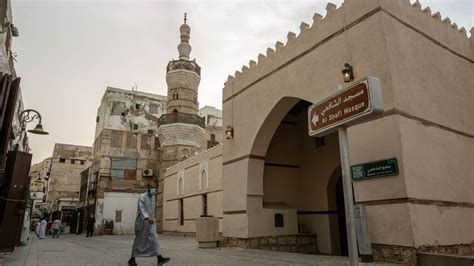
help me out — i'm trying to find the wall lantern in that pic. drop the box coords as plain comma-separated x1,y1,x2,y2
341,63,354,83
225,126,234,139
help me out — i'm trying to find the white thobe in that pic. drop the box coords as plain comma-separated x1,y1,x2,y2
131,192,160,257
38,219,47,239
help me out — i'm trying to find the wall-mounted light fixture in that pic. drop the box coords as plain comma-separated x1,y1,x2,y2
341,63,354,83
0,22,19,37
19,109,49,135
225,125,234,139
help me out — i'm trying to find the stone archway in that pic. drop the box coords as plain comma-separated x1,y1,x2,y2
233,96,344,254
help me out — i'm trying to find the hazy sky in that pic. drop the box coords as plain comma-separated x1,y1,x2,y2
11,0,473,164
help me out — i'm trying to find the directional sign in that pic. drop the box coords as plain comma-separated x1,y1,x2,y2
308,77,383,137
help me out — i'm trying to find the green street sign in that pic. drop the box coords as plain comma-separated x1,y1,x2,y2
351,158,398,180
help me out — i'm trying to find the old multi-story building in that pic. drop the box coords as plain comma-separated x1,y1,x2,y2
46,144,92,231
28,157,52,220
88,87,166,234
199,106,223,149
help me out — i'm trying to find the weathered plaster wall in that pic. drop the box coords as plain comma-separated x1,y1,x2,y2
94,87,166,140
221,0,473,259
102,192,141,235
47,144,92,210
163,145,223,233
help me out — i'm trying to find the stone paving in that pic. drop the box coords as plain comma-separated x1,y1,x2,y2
0,234,400,266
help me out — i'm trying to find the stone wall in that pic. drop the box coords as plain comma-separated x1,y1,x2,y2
224,235,319,254
372,242,474,266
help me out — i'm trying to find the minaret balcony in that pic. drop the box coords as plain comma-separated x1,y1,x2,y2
157,112,205,129
166,59,201,76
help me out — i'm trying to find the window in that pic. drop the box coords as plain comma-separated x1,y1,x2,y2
111,131,123,148
135,104,140,110
59,158,66,163
147,129,154,135
210,134,216,142
133,124,138,130
111,159,137,180
80,161,85,165
275,213,284,227
149,104,159,114
111,101,126,116
115,210,122,223
315,137,325,148
71,159,76,164
178,177,184,195
200,169,208,190
141,135,151,150
179,199,184,226
126,133,137,149
202,194,208,216
154,137,160,150
96,116,99,123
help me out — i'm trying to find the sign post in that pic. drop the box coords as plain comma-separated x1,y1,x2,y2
308,77,383,266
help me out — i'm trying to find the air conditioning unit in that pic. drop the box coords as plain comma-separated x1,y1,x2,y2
143,169,153,177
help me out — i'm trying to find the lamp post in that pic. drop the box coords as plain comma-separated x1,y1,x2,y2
15,109,49,151
18,109,49,135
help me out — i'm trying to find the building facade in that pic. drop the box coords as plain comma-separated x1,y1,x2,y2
199,106,223,149
163,145,223,233
217,0,472,265
46,144,92,231
89,87,166,234
29,157,52,220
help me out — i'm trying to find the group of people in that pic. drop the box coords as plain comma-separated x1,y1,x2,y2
34,182,169,265
35,217,61,239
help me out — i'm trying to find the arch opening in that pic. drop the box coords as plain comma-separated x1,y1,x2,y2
250,97,346,255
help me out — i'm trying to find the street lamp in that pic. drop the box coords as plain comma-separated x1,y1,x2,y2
19,109,49,135
341,63,354,83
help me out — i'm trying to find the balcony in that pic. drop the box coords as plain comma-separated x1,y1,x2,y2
157,112,205,129
166,59,201,76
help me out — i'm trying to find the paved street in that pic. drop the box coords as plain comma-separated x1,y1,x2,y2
0,234,399,266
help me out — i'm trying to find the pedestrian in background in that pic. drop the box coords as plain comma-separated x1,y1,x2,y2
86,214,95,237
128,182,170,266
38,218,47,239
52,218,61,238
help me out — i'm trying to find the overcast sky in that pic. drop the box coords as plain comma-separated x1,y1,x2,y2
11,0,473,164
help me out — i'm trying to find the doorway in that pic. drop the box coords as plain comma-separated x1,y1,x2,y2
260,99,345,254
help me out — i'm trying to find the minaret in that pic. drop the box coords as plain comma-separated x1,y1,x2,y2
155,13,206,232
165,12,200,115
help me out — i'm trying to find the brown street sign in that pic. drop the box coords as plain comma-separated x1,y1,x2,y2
308,77,383,137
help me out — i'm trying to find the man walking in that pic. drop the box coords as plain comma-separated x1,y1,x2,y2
52,218,61,238
128,182,170,266
86,214,95,237
38,217,47,239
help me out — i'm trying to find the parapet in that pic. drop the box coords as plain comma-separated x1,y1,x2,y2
223,0,473,101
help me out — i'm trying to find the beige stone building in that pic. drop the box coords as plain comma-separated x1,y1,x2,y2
46,143,92,229
162,0,473,265
222,1,473,264
163,145,223,233
29,157,51,219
